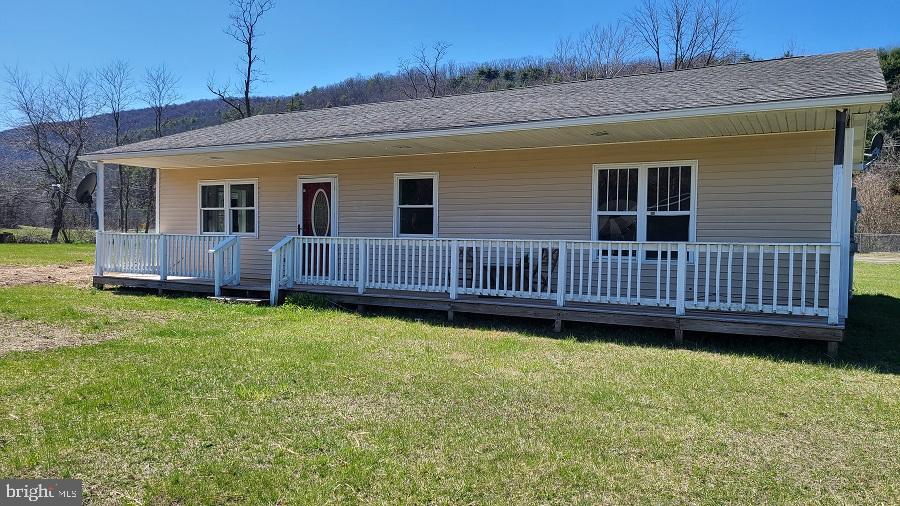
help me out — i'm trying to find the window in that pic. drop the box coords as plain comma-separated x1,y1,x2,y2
646,165,691,242
199,180,257,235
595,167,638,242
200,185,225,233
592,162,696,251
394,173,438,236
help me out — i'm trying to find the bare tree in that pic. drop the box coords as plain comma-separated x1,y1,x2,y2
207,0,276,118
397,57,423,99
665,0,708,69
782,38,800,58
398,41,452,99
140,64,180,232
552,36,580,80
630,0,665,71
630,0,739,70
856,141,900,234
417,41,451,97
703,0,739,65
142,64,180,138
3,67,96,242
575,22,637,79
97,60,136,231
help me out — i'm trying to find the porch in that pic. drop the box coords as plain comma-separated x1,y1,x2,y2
93,233,844,347
93,232,244,296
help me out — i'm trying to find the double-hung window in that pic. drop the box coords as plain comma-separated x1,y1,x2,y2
592,161,696,251
199,180,257,235
394,172,438,236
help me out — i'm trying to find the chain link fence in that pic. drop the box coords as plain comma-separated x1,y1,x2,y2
855,234,900,253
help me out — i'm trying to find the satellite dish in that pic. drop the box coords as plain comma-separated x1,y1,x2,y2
75,172,97,206
867,132,884,159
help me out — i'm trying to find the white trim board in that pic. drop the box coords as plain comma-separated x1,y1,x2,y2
81,93,892,163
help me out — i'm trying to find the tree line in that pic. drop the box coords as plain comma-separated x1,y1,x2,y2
290,0,742,110
855,47,900,236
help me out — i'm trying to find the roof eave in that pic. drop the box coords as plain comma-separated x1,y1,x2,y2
80,92,893,163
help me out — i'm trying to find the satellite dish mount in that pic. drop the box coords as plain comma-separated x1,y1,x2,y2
864,132,884,170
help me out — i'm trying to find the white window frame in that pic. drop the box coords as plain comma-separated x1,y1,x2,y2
591,161,698,245
197,179,259,237
393,172,438,237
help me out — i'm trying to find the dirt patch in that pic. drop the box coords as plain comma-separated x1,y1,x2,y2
0,264,93,288
0,317,113,355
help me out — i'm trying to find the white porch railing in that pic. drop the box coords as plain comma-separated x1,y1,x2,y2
268,236,841,323
209,235,241,296
95,232,240,291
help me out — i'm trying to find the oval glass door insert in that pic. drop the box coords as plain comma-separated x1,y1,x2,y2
311,188,331,236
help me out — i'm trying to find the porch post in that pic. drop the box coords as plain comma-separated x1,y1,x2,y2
449,240,459,300
214,252,224,297
357,239,367,294
829,110,853,321
555,240,567,307
675,243,687,316
232,237,240,285
93,162,105,277
839,125,854,318
95,162,105,232
158,234,168,282
155,168,161,233
269,252,280,306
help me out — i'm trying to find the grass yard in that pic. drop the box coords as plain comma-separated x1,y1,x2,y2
0,247,898,503
0,243,95,266
0,226,95,244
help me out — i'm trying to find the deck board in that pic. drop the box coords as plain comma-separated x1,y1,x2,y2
93,274,844,342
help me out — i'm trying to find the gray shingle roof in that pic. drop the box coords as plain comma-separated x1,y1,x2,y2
91,50,887,156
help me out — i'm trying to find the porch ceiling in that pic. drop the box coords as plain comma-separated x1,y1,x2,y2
96,104,880,170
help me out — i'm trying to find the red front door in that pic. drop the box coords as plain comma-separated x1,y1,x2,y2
301,181,333,237
300,181,333,277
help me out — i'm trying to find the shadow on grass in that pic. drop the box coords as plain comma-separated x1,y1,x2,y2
289,292,900,375
110,289,898,374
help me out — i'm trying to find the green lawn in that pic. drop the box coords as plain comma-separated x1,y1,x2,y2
0,248,898,503
0,243,95,266
1,226,95,244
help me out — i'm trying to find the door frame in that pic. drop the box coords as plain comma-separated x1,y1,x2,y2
298,175,339,237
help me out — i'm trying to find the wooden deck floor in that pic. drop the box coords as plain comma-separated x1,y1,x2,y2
93,274,844,343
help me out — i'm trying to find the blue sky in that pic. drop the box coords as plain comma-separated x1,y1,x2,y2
1,0,897,111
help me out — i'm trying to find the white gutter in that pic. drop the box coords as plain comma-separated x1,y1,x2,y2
81,93,893,163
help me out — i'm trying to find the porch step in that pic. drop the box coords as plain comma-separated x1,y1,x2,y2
207,296,267,305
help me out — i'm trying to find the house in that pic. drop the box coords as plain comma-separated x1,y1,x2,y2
81,50,891,354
